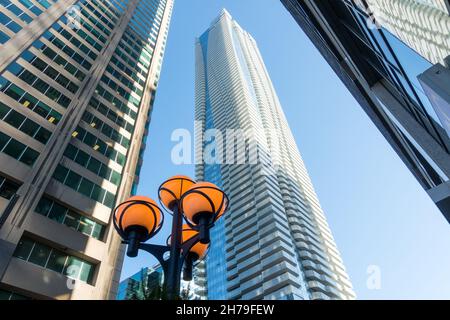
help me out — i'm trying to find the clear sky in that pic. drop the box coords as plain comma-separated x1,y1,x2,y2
120,0,450,299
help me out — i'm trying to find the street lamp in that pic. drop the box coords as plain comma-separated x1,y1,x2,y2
113,175,228,300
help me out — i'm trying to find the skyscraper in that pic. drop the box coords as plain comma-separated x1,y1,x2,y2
281,0,450,221
362,0,450,65
195,9,355,300
0,0,173,299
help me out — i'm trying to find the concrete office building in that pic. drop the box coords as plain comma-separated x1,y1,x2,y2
281,0,450,221
0,0,173,299
195,10,355,300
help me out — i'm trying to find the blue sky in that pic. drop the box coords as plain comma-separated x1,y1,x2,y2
120,0,450,299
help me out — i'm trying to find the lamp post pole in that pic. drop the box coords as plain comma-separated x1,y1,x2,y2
166,204,183,299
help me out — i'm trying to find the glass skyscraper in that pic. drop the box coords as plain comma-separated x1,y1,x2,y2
195,9,355,300
0,0,173,299
117,264,206,300
282,0,450,221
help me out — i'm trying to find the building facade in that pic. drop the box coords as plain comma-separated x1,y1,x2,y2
117,265,206,300
281,0,450,221
195,10,355,300
363,0,450,65
0,0,173,299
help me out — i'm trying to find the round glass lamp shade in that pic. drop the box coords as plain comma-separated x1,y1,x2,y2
181,182,228,225
114,196,163,241
168,225,208,260
159,175,196,210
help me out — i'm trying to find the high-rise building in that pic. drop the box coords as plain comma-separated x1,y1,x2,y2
0,0,173,299
195,9,355,300
117,265,206,300
363,0,450,65
281,0,450,221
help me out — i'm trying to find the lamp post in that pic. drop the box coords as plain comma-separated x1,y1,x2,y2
113,176,228,300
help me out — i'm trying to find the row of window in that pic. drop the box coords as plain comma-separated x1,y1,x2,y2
1,0,32,24
80,2,114,32
94,0,121,19
95,84,139,119
0,175,20,200
121,32,153,64
13,236,96,284
22,55,79,93
57,16,103,53
113,46,148,80
0,101,52,144
109,54,145,92
92,0,119,21
0,30,9,44
53,164,116,208
72,125,126,166
36,196,106,240
106,61,144,94
79,6,110,38
64,143,121,186
72,13,107,44
0,289,29,300
82,111,130,149
0,76,62,124
28,40,87,81
40,31,93,70
123,28,155,58
0,131,39,166
117,40,150,69
15,0,44,16
79,0,116,30
100,74,141,108
8,62,72,108
0,11,22,33
89,96,134,133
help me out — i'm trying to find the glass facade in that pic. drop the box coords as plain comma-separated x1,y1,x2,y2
116,266,163,300
281,0,450,220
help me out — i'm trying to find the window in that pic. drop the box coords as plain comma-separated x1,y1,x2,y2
46,250,67,273
53,164,69,182
3,139,26,159
13,238,34,260
13,236,96,284
0,132,39,166
65,171,82,189
4,110,25,128
35,196,106,240
48,202,66,223
0,176,20,200
75,150,89,166
0,102,52,144
53,164,116,208
0,289,29,300
28,242,51,266
19,148,39,166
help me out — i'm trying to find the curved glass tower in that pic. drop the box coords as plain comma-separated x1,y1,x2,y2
195,9,355,300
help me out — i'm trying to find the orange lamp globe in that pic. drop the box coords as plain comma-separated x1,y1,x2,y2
159,175,196,210
114,196,162,240
181,182,228,225
168,225,209,260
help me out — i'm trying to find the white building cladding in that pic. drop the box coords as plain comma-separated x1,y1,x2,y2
363,0,450,65
194,9,355,300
